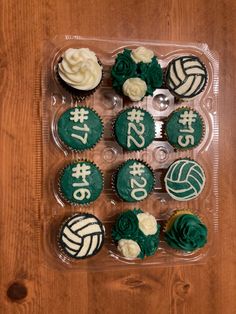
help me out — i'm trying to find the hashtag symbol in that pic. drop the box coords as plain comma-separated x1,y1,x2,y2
72,163,91,179
127,109,145,123
70,108,89,123
179,110,197,127
129,162,145,176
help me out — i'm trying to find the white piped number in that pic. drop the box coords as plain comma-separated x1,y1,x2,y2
70,108,90,144
129,163,147,201
178,110,197,147
72,163,91,201
126,109,145,148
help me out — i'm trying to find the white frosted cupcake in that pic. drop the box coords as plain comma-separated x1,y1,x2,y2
57,48,103,101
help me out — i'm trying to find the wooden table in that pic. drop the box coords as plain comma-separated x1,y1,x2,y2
0,1,235,313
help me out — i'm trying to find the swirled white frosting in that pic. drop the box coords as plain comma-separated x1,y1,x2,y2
131,46,154,63
118,239,141,259
137,213,157,236
122,78,147,101
58,48,102,91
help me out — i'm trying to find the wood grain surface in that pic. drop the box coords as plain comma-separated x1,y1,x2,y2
0,0,235,313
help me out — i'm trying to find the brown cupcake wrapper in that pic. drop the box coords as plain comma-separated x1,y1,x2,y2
112,106,156,152
56,105,104,154
161,106,206,151
111,158,156,203
57,212,106,260
57,159,104,207
56,58,104,103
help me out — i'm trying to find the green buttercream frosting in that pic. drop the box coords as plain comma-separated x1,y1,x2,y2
114,107,155,151
112,209,160,259
59,161,103,205
57,106,103,151
111,48,163,97
165,108,204,150
115,160,154,202
164,158,205,201
165,213,207,252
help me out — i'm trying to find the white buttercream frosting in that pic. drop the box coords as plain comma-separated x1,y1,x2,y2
131,46,154,63
58,48,102,91
122,77,147,101
137,212,157,236
118,239,141,259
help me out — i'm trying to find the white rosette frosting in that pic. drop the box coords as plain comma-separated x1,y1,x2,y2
131,46,154,64
137,212,157,236
58,48,102,91
118,239,141,259
122,77,147,101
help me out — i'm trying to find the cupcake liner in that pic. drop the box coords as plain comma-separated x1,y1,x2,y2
57,159,104,207
165,56,208,101
112,106,156,152
161,106,206,151
56,58,104,103
57,212,105,260
111,158,156,203
55,105,104,153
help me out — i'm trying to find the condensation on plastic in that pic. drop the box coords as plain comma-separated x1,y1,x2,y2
41,35,219,271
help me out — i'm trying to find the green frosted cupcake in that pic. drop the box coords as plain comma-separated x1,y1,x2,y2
57,106,103,152
164,107,205,150
113,107,155,151
112,208,160,259
164,158,206,201
111,46,163,101
58,160,104,206
164,210,208,252
113,159,155,202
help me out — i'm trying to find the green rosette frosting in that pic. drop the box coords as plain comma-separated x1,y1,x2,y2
164,213,207,252
111,49,137,92
111,48,163,99
112,209,160,259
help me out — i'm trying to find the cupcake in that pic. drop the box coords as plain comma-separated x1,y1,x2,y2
58,160,104,206
164,158,206,201
111,46,163,102
57,106,104,152
56,48,103,101
58,213,105,259
113,159,155,202
113,107,155,151
112,208,160,259
164,210,207,252
165,55,208,100
163,107,205,150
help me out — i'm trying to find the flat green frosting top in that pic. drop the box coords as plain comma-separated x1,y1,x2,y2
112,209,160,259
59,161,103,205
165,213,207,252
115,160,154,202
165,108,204,149
164,158,205,201
57,107,103,151
114,108,155,151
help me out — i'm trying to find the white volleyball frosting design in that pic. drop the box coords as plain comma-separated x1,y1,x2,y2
164,158,206,201
59,213,105,259
166,56,207,99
